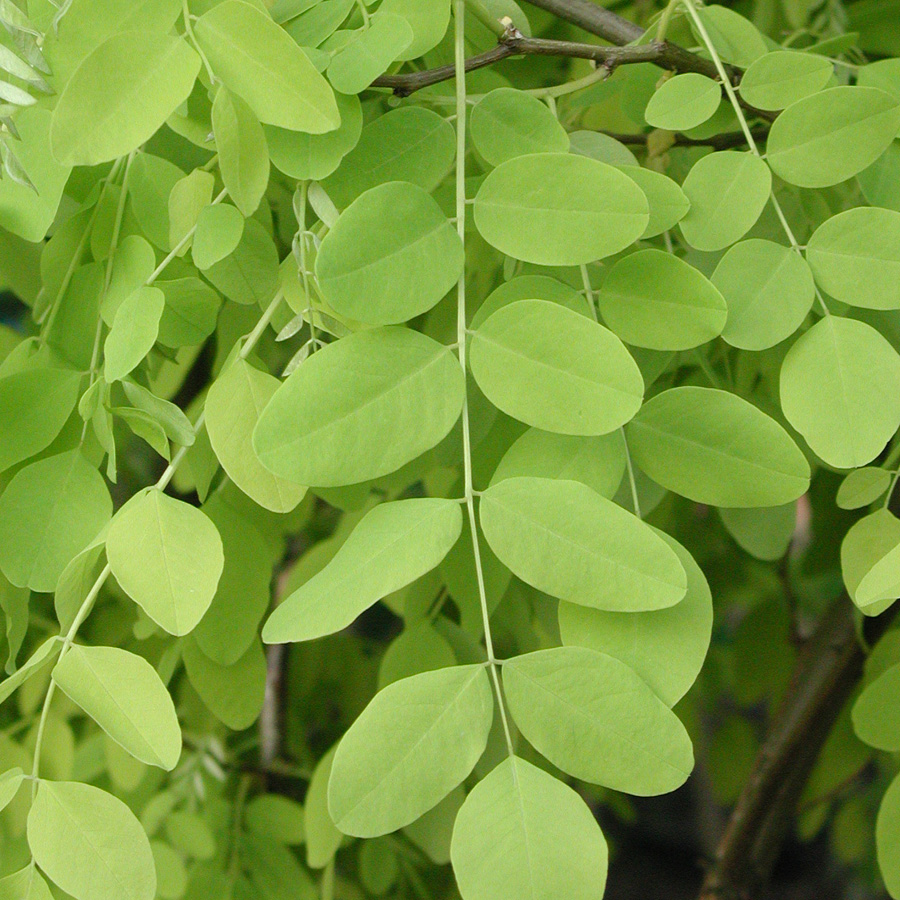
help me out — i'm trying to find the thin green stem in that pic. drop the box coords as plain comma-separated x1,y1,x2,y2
453,0,514,759
182,0,216,83
579,264,598,321
81,152,136,445
147,187,228,286
464,0,507,37
655,0,680,42
621,429,642,519
679,0,830,317
27,290,285,802
40,157,126,336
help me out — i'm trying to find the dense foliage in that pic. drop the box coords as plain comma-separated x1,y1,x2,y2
2,0,900,898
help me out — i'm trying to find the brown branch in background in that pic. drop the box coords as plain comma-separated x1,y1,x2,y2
520,0,775,120
374,23,776,122
372,35,664,96
699,596,898,900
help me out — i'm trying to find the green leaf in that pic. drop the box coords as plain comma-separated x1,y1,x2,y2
626,386,811,507
767,86,900,188
837,467,892,509
245,795,305,846
598,249,726,350
503,647,693,794
479,476,687,611
470,299,643,435
103,235,157,323
0,367,80,474
266,91,361,182
692,6,767,67
877,773,900,898
50,32,200,166
0,637,60,705
253,327,465,486
326,13,413,95
206,358,307,513
739,51,834,111
713,239,815,350
321,106,455,209
316,182,464,324
0,450,112,592
103,286,165,383
853,662,900,750
679,151,771,251
841,510,900,615
0,865,53,900
27,780,156,900
644,73,721,131
212,88,269,218
470,274,592,328
806,207,900,309
491,427,626,499
52,644,181,770
473,152,649,265
0,766,23,813
168,169,213,253
129,152,184,251
379,0,450,59
106,490,224,635
305,745,342,868
617,165,690,239
182,636,266,730
719,504,796,561
379,622,456,688
193,497,272,664
450,756,608,900
471,88,569,167
559,528,711,706
780,316,900,468
263,498,462,643
203,217,279,306
193,0,339,133
157,278,222,347
328,665,493,837
0,107,71,242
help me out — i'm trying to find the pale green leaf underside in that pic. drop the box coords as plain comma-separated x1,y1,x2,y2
263,498,463,643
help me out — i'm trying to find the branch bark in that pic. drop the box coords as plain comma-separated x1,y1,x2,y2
699,595,898,899
371,35,665,96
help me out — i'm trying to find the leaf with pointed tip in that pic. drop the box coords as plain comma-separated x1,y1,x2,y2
263,499,462,643
52,644,181,770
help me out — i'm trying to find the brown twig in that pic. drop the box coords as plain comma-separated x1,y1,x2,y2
699,596,897,899
372,35,665,96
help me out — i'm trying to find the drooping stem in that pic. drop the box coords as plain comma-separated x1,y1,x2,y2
453,0,515,758
27,290,286,799
678,0,829,316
